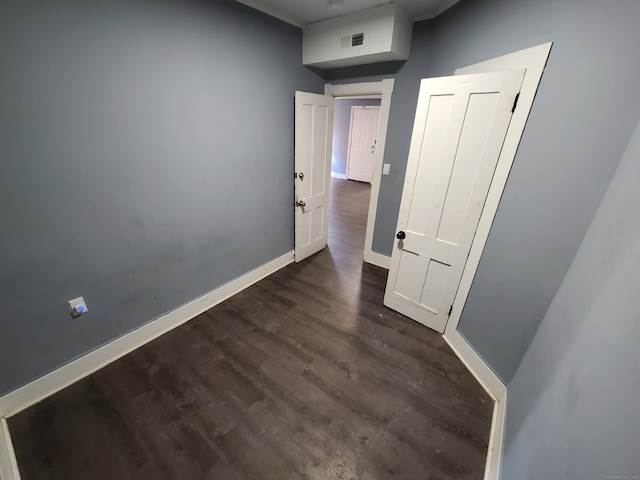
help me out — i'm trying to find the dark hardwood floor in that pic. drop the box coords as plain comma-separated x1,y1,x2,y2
9,178,493,480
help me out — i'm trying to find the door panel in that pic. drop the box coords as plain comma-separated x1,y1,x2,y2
347,106,381,183
384,70,524,333
294,92,334,262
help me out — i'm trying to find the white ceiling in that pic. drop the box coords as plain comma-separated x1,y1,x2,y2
235,0,461,28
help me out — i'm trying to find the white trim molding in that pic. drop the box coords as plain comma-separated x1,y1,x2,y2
333,95,381,100
443,329,506,400
0,251,293,421
0,418,20,480
325,79,395,269
443,329,507,480
486,392,508,480
330,172,347,180
365,251,391,270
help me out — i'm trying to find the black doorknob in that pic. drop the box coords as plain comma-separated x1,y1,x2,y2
396,231,406,240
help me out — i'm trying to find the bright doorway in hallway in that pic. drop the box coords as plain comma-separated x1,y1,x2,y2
331,98,381,183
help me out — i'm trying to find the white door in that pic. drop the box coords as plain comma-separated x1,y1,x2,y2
347,106,381,183
384,70,524,333
294,91,334,262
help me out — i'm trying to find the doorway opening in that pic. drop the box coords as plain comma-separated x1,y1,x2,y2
293,81,394,265
325,79,395,269
328,96,382,261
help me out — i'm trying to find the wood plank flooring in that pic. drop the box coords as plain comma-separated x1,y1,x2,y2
8,178,493,480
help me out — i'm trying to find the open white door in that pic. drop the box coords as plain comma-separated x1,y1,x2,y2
347,106,381,183
384,70,524,333
294,91,334,262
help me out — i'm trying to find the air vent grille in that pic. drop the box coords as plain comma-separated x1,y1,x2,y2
340,32,365,49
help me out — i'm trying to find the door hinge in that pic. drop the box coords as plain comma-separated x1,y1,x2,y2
511,93,520,113
448,305,453,316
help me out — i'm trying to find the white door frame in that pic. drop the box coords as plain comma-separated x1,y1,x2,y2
346,105,381,183
324,79,394,269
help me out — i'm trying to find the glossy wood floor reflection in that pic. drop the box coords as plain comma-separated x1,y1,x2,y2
9,178,493,480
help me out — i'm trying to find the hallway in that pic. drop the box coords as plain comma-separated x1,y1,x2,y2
8,178,493,480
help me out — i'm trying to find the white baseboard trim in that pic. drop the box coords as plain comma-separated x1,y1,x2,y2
443,329,506,400
363,250,391,269
0,251,294,420
443,329,507,480
0,418,20,480
484,392,507,480
330,172,347,179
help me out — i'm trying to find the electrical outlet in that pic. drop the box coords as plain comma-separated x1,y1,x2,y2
383,163,391,175
68,297,88,318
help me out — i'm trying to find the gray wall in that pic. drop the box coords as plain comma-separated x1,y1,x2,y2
331,98,381,176
328,0,640,382
502,117,640,480
0,0,322,395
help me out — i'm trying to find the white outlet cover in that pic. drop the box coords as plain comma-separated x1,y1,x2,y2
68,296,88,316
383,163,391,175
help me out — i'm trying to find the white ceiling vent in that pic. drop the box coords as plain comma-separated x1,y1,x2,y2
351,32,365,47
340,32,365,49
303,3,412,69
